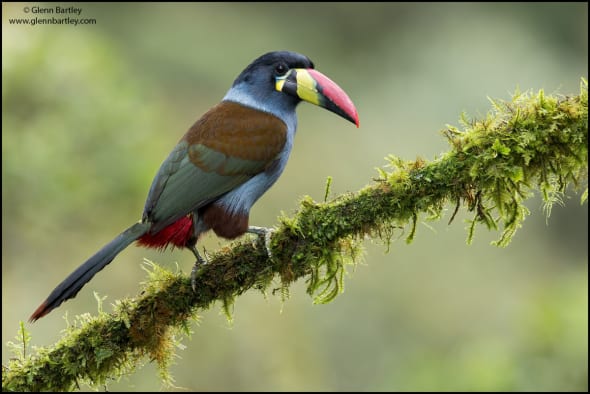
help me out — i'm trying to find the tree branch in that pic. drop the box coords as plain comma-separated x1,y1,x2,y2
3,81,588,391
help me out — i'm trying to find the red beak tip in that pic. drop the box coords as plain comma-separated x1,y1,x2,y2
351,112,360,128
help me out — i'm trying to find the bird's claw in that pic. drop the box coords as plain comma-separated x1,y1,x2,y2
189,245,207,292
247,226,274,260
188,227,273,292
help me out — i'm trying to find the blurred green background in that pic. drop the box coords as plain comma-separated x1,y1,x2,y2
2,2,588,391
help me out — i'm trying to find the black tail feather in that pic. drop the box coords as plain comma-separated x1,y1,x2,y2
29,222,149,322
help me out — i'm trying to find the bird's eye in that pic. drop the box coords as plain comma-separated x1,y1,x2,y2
274,64,288,76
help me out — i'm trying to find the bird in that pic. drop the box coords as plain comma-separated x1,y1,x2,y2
29,50,359,322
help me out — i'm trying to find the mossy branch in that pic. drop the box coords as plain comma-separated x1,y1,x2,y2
3,81,588,391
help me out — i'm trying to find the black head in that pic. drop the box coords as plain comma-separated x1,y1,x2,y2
232,51,315,88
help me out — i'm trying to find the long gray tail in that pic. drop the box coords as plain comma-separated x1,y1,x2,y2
29,222,150,322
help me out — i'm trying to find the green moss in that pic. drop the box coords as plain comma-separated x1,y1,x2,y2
3,81,587,391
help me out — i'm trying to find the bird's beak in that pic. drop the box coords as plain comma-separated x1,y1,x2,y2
276,68,359,127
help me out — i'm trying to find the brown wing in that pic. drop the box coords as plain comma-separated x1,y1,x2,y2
143,101,287,232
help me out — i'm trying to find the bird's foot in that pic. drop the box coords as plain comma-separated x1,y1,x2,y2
189,245,208,292
247,226,274,260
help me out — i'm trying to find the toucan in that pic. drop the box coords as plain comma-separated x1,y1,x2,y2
30,50,359,322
